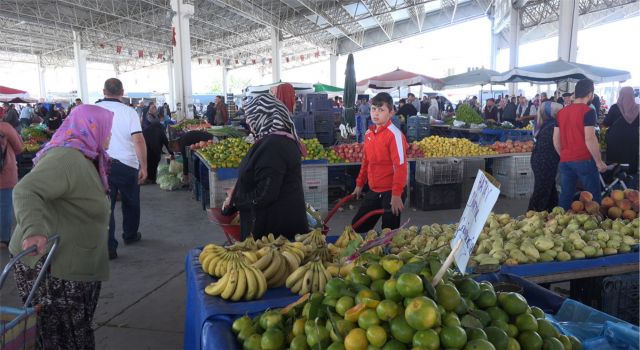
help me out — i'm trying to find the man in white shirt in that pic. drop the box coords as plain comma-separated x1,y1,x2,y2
97,78,147,260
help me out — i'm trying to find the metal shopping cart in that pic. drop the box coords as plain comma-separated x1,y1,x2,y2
208,194,385,244
0,235,60,350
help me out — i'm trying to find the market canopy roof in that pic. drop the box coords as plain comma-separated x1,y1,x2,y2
0,85,30,101
244,83,314,97
313,83,343,93
357,68,443,91
441,68,501,89
491,59,631,84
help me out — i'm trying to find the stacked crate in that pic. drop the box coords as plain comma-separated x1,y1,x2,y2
412,158,464,211
293,112,315,139
462,158,487,202
301,163,329,212
406,116,430,142
303,93,332,112
312,110,335,147
492,155,534,199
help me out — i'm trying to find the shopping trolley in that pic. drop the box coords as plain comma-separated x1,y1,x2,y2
0,235,60,350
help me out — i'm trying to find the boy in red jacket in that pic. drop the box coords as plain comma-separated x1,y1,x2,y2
352,92,408,233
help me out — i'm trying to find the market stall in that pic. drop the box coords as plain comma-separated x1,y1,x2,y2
490,59,631,84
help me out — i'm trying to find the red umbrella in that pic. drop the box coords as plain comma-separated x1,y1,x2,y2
357,68,444,91
0,85,27,95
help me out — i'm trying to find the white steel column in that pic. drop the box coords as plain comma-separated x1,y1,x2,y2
329,54,338,86
508,6,520,96
166,61,175,109
490,18,498,71
222,67,229,95
271,27,282,83
36,55,46,100
171,0,194,120
558,0,579,62
72,31,89,103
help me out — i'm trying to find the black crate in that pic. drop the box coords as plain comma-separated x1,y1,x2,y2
293,112,315,134
407,126,430,142
304,94,331,112
316,131,335,147
298,131,316,140
313,112,335,133
411,183,462,211
601,272,639,325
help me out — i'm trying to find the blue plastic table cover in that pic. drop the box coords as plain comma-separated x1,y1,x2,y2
473,251,639,278
184,236,338,350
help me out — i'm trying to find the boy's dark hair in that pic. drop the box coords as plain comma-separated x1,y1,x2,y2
407,93,415,98
574,78,594,98
399,98,407,104
487,98,495,103
371,92,394,111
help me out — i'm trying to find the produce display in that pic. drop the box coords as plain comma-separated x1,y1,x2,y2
489,140,534,154
569,190,639,220
197,137,251,169
172,119,211,132
189,139,215,151
302,138,333,162
454,104,484,126
208,126,247,138
416,136,497,158
331,143,363,163
231,250,584,350
21,125,51,153
389,209,639,267
598,127,607,150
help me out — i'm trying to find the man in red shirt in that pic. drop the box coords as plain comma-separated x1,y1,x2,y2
553,78,607,209
352,92,408,233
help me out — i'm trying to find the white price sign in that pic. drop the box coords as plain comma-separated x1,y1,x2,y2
450,170,501,274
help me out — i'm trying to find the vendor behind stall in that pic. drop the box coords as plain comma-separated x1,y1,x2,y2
223,94,308,240
603,86,639,186
178,130,214,183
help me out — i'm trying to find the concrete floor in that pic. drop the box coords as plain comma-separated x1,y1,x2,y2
0,184,530,350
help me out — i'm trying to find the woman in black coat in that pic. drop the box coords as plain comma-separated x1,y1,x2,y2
223,94,308,240
528,101,563,212
603,87,639,175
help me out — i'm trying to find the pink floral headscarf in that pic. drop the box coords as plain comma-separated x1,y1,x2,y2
34,104,114,192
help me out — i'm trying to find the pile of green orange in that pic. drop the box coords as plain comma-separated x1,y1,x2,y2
232,252,582,350
198,137,251,169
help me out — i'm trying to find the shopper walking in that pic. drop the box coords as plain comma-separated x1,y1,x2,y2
222,94,308,240
213,96,228,126
97,78,147,260
143,117,174,184
0,120,23,248
553,78,607,209
9,105,113,349
528,102,562,212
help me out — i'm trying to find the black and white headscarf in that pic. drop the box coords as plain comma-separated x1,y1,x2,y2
244,94,300,141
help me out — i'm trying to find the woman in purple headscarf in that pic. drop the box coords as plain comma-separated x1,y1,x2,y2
9,104,114,349
603,87,639,185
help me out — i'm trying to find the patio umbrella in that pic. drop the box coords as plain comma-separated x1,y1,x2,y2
491,59,631,84
0,85,29,101
441,68,501,89
343,54,357,126
357,68,444,92
313,83,343,93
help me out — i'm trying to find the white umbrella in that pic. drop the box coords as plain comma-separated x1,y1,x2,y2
491,59,631,84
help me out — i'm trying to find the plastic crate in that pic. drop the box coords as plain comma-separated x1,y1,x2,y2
316,132,335,147
601,272,639,325
415,158,464,185
406,126,430,142
411,183,462,211
208,170,238,209
463,158,486,180
302,164,328,212
298,131,316,140
407,116,430,128
492,155,532,177
304,93,331,112
293,112,314,134
494,173,534,199
312,111,335,133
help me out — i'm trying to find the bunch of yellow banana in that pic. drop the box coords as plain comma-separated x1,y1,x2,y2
204,259,267,301
334,226,363,248
252,243,305,288
294,229,326,247
229,235,257,251
199,245,258,278
325,261,356,278
285,260,332,295
255,233,278,248
304,242,336,264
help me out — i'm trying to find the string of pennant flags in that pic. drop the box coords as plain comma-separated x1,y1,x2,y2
96,41,328,68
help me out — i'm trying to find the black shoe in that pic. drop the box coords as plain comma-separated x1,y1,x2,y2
109,249,118,260
123,232,142,245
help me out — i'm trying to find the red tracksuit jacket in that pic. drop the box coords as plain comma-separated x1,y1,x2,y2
356,119,408,196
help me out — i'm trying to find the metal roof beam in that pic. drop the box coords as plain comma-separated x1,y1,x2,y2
360,0,396,39
293,0,365,48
